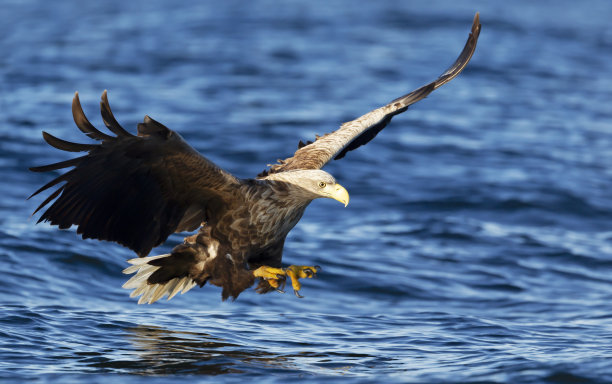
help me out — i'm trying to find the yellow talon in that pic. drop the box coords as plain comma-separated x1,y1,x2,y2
267,278,280,289
253,266,285,280
253,266,286,292
253,265,320,298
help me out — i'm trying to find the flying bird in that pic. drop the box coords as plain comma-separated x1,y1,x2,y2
29,13,481,304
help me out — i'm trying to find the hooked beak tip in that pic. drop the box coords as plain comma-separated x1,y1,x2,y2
332,184,349,207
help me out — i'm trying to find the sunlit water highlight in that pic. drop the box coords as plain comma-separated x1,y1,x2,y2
2,1,612,383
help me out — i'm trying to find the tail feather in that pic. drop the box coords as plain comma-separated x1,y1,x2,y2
120,238,255,303
122,253,197,304
165,277,185,300
129,283,148,298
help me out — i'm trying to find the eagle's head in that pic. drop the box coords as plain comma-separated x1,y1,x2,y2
264,169,349,207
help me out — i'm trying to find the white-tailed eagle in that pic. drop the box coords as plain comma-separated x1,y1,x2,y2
29,14,481,303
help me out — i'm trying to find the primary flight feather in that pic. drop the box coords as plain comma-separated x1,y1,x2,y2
29,13,481,303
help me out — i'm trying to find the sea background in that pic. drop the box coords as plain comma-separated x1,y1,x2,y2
2,0,612,383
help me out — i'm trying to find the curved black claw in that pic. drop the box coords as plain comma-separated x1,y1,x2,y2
303,266,321,278
294,289,304,298
304,269,314,278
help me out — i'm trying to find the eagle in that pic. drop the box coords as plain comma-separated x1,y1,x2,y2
29,13,480,304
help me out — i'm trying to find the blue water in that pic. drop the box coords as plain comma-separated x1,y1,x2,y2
2,0,612,382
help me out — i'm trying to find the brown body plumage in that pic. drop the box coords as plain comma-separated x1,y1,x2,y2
29,14,481,303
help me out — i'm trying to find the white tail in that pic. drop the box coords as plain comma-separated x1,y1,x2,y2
122,254,197,304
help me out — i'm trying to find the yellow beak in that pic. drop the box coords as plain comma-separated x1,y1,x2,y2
331,183,350,207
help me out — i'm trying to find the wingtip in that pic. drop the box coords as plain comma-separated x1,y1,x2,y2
473,12,481,34
101,90,109,108
41,130,51,143
72,91,84,116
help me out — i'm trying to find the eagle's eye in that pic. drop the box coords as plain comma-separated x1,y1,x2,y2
318,181,327,188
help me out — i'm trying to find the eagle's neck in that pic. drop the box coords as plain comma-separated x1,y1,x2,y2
241,179,313,242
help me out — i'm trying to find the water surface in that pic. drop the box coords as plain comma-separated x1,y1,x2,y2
2,1,612,383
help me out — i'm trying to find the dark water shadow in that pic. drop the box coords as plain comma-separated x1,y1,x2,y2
110,325,296,376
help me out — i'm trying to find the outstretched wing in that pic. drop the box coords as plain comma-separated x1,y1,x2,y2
30,91,241,257
260,13,480,177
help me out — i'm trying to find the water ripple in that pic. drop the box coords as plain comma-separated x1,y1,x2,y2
3,0,612,383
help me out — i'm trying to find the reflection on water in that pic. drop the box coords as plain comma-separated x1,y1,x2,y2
119,324,366,377
122,325,291,375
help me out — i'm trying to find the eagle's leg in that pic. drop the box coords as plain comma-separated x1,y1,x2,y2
285,265,320,298
252,266,287,292
253,265,320,298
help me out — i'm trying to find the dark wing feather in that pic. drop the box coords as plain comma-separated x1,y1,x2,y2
99,90,135,138
72,92,115,141
260,13,480,176
30,91,241,256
